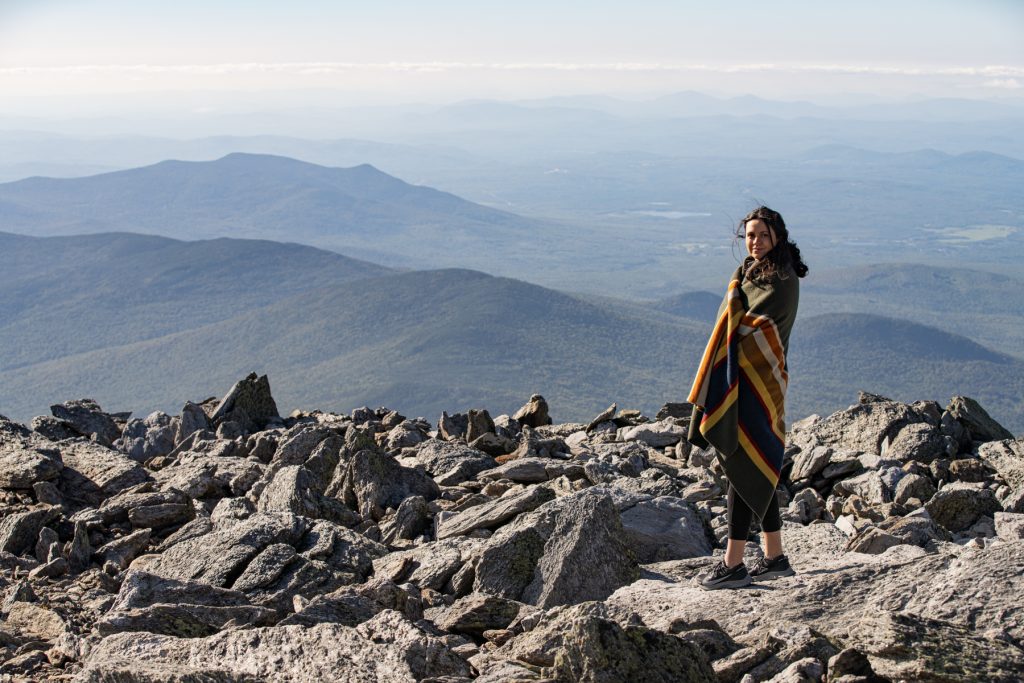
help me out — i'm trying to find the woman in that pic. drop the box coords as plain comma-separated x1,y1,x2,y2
687,206,808,590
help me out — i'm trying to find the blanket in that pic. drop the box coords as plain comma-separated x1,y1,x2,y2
687,262,798,520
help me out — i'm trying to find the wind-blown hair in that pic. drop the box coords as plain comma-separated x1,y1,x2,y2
738,206,809,284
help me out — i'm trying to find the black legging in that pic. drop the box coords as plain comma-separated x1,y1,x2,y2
727,484,782,540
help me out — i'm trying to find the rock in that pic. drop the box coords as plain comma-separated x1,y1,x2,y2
947,396,1015,442
257,464,357,526
50,398,121,446
59,440,150,507
994,512,1024,541
765,657,824,683
0,429,63,490
100,487,192,524
978,439,1024,490
175,401,210,444
790,445,832,481
892,473,935,507
493,601,714,682
412,439,497,484
437,411,469,440
98,529,153,570
846,527,903,554
385,420,426,450
339,449,440,520
380,495,430,543
924,481,1000,532
79,622,443,681
0,507,58,555
29,555,68,579
128,502,195,530
154,453,262,500
134,512,308,587
35,526,59,563
586,403,617,433
279,588,380,627
431,593,521,637
833,471,890,505
120,411,177,463
231,542,298,592
469,432,516,457
513,394,552,428
883,509,949,547
209,372,281,434
68,520,92,572
97,601,277,638
479,456,582,484
373,538,478,592
820,449,863,479
356,609,476,679
788,487,826,524
474,490,639,608
844,610,1024,682
885,422,949,463
436,485,556,539
792,399,930,455
619,496,712,562
466,408,496,443
827,647,875,680
617,419,687,447
4,601,69,641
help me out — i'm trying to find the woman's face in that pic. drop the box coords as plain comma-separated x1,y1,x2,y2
745,219,776,261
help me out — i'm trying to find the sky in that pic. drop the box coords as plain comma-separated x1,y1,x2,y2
1,0,1022,114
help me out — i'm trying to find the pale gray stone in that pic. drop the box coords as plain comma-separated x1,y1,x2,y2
50,398,121,446
436,485,556,539
994,511,1024,541
619,496,712,562
924,481,1000,532
209,372,281,434
978,439,1024,490
947,396,1015,442
58,440,150,506
0,507,58,555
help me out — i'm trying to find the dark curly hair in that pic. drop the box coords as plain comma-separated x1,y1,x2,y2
737,206,808,284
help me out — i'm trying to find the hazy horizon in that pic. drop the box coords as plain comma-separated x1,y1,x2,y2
2,0,1022,126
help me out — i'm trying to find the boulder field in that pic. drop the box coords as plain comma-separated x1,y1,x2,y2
1,375,1022,682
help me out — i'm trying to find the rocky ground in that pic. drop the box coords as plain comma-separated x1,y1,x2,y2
1,373,1023,682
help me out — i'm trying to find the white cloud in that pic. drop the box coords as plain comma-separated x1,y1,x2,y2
2,62,1023,77
982,78,1022,89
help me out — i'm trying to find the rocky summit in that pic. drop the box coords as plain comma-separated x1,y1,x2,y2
0,376,1022,683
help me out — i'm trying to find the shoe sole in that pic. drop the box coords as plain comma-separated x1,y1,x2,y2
699,576,752,591
751,568,795,581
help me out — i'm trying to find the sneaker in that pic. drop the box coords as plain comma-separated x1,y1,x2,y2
749,553,795,580
698,560,752,590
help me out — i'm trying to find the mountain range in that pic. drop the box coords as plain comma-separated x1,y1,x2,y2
2,231,1021,434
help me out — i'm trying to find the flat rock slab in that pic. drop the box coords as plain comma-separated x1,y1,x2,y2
77,622,419,682
436,484,555,539
131,512,309,588
59,440,150,506
0,430,63,489
978,439,1024,490
619,496,712,562
608,541,1024,649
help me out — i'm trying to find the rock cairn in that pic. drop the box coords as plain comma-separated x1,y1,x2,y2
1,376,1022,682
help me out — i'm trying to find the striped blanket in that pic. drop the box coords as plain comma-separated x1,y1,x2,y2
687,263,798,520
